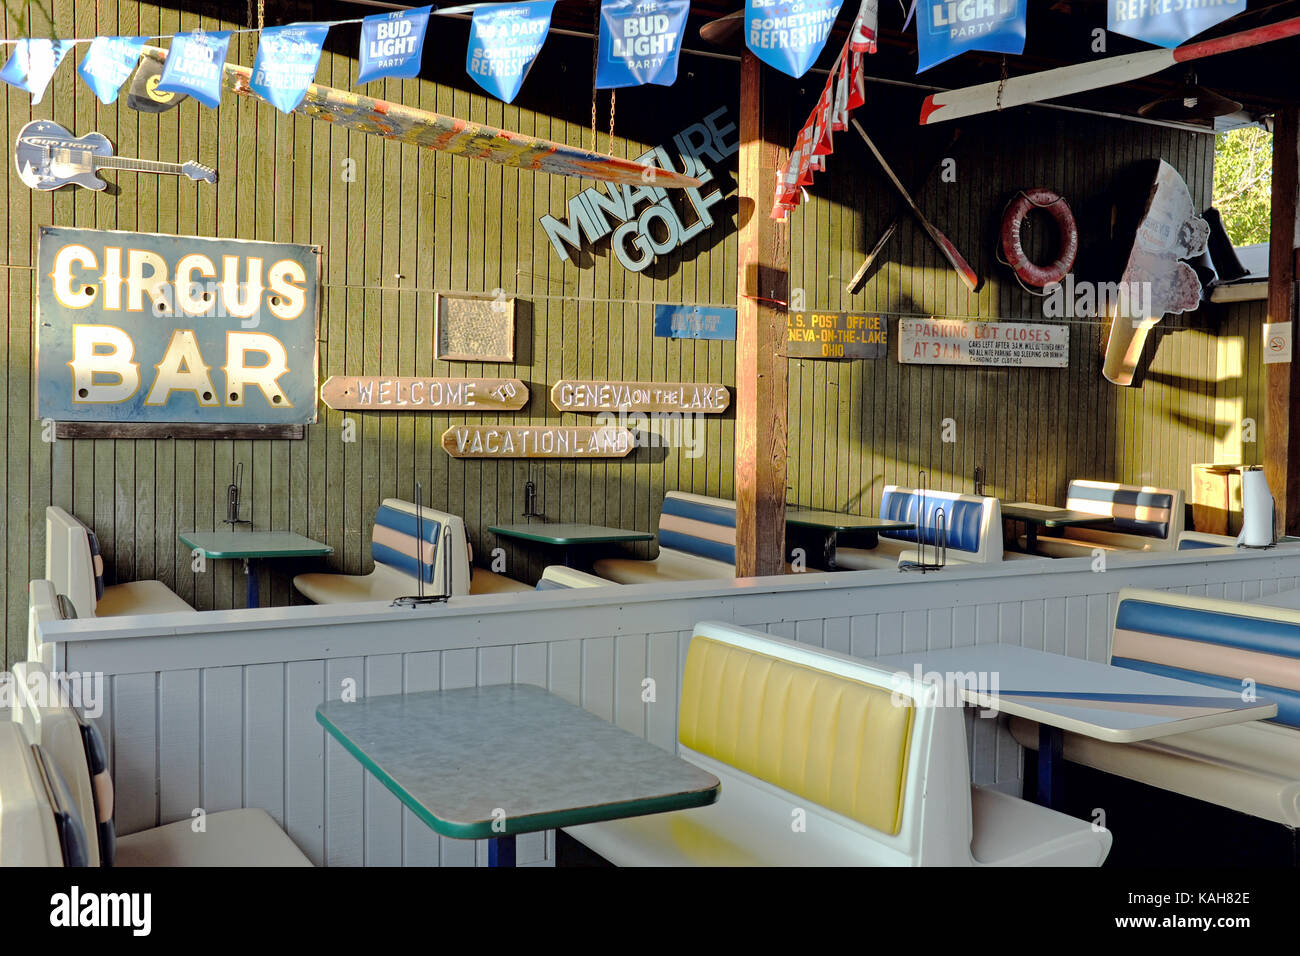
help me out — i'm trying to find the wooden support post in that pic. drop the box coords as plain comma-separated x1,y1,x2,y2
735,52,789,577
1264,106,1300,536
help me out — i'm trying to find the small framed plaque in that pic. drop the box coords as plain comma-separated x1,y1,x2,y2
435,291,516,362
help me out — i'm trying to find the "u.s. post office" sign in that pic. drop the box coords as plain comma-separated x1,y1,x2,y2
36,227,320,424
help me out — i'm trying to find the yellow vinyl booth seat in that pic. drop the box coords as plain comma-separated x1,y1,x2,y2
7,662,312,867
564,623,1111,866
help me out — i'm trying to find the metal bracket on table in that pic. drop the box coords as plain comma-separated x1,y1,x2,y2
392,481,454,608
899,480,948,574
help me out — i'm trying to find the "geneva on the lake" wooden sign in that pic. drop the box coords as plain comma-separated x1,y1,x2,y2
320,376,528,411
550,380,730,414
442,425,635,458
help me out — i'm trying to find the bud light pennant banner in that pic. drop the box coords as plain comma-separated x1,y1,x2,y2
251,23,330,113
467,1,555,103
78,36,148,104
0,39,71,105
745,0,844,79
1108,0,1245,49
358,5,433,83
916,0,1026,73
36,226,321,425
157,31,232,108
596,0,689,89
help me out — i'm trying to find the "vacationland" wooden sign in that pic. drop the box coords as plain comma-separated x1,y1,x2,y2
550,380,730,414
320,376,527,411
442,425,635,458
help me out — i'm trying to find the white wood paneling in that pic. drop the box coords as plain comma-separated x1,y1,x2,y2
38,547,1300,865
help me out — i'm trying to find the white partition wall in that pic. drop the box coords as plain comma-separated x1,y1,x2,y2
35,547,1300,867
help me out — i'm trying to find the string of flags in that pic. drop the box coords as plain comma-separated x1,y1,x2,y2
0,0,1255,110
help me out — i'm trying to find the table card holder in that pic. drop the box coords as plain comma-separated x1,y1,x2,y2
223,463,251,527
392,482,454,607
899,474,948,573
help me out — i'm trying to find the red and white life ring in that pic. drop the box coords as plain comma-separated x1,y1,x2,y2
999,189,1078,288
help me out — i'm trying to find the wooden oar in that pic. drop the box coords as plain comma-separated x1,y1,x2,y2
919,15,1300,126
847,128,961,294
851,119,980,292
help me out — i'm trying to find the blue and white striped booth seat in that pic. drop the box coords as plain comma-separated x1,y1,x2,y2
836,486,1007,570
535,566,614,589
294,499,529,604
1012,588,1300,827
1030,480,1185,558
44,507,193,618
593,492,738,583
1177,531,1236,550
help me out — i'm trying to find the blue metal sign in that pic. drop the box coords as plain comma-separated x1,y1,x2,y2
653,304,737,340
37,227,320,425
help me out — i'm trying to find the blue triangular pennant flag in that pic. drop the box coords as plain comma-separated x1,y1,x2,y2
0,38,71,104
916,0,1026,73
78,36,148,104
359,5,433,84
596,0,689,89
1108,1,1241,49
157,31,232,108
251,23,330,113
745,0,844,79
466,1,555,103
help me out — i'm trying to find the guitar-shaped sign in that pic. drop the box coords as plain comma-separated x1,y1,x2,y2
14,120,216,191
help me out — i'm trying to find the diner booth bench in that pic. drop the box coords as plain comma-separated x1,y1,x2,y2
294,499,529,604
1029,480,1184,558
536,566,613,589
45,506,194,618
836,487,1012,570
6,661,313,867
565,623,1110,866
594,492,739,583
1011,588,1300,830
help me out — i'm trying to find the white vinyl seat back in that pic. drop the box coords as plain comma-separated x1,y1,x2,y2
28,579,67,672
10,661,108,867
0,722,88,866
45,506,102,621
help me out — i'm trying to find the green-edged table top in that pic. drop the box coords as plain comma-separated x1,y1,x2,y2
316,684,720,839
785,509,916,533
488,522,654,546
178,530,334,559
1000,503,1116,528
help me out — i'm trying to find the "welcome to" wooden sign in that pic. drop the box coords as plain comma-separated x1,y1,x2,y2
550,380,730,414
320,376,528,411
442,425,635,458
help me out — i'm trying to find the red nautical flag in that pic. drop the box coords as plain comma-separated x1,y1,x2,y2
811,79,834,156
850,0,879,54
848,51,866,109
832,54,850,131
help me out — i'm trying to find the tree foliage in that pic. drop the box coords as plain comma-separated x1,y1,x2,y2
1213,126,1273,246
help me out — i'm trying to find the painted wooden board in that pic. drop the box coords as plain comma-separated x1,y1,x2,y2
320,376,528,411
550,380,730,414
899,319,1069,368
442,425,635,458
140,47,701,189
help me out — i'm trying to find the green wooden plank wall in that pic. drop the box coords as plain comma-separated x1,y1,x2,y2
0,1,1260,664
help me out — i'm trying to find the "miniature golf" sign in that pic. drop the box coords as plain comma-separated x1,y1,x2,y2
550,380,729,413
898,318,1068,368
786,311,886,359
321,376,528,411
36,226,320,424
442,425,635,458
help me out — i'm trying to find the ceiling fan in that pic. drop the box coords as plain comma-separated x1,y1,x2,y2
1138,69,1242,121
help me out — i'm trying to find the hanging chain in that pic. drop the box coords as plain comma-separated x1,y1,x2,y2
590,7,599,152
257,0,265,30
996,55,1008,112
608,91,615,156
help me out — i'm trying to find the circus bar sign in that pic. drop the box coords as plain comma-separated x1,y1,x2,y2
36,226,320,424
898,318,1069,368
320,376,528,411
442,425,636,458
550,380,730,414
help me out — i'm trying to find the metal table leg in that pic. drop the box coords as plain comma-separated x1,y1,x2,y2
1038,723,1064,809
244,558,260,608
489,834,516,868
